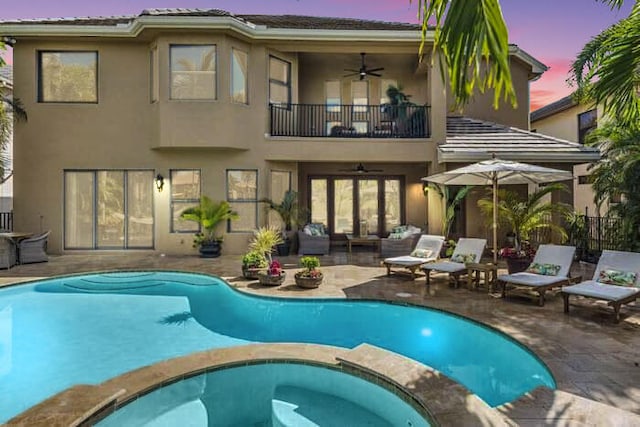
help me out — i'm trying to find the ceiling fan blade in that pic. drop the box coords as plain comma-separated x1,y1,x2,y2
367,67,384,73
344,68,360,73
343,72,359,78
368,169,384,172
367,72,382,77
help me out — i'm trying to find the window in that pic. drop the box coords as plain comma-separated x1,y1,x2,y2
325,80,341,112
380,79,397,105
170,45,216,100
578,109,597,144
352,80,368,112
227,169,258,232
269,170,292,226
231,48,248,104
150,46,159,103
310,179,328,226
38,51,98,103
64,170,154,249
269,56,291,106
171,170,201,232
578,175,594,185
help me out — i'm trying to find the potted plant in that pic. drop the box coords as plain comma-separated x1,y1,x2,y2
499,242,537,274
294,256,323,288
241,250,267,279
259,190,307,255
180,196,239,258
248,226,287,286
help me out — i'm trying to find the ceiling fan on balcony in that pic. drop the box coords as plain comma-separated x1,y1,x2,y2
343,53,384,80
338,163,384,174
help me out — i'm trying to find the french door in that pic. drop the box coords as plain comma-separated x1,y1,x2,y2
309,176,403,237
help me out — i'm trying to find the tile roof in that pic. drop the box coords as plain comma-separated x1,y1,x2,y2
440,116,599,163
0,8,421,31
530,95,577,122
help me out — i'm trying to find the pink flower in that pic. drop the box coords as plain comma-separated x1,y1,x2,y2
267,260,283,276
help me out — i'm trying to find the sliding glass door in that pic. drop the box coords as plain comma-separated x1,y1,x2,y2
65,170,154,249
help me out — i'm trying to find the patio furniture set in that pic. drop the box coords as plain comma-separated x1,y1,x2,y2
382,235,640,324
0,230,50,269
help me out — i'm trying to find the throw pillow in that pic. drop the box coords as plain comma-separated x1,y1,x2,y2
597,268,638,287
388,232,403,239
303,225,313,236
410,249,433,258
392,225,408,234
525,262,561,276
451,253,476,264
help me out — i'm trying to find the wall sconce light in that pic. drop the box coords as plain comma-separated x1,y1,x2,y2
155,174,164,192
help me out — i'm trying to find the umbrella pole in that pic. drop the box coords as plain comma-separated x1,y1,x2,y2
493,176,498,265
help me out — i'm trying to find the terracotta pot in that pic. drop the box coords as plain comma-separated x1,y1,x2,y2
257,271,286,286
294,272,323,289
506,258,531,274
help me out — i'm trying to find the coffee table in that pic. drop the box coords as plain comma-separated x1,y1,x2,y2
345,234,380,253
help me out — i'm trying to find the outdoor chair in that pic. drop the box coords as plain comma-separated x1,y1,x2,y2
297,224,330,255
422,238,487,288
561,250,640,323
18,230,50,264
379,225,422,258
0,236,16,269
382,234,445,279
497,244,576,306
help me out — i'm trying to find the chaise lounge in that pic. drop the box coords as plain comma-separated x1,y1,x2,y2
422,238,487,288
382,234,445,279
498,244,576,306
561,250,640,323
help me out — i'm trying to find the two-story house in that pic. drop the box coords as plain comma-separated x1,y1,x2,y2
0,9,599,254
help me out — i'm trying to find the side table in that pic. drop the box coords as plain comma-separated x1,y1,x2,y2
466,263,498,292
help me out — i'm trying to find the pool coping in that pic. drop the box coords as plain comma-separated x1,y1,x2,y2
6,343,512,426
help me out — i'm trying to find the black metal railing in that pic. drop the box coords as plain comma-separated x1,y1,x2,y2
0,211,13,231
566,215,626,261
270,103,431,138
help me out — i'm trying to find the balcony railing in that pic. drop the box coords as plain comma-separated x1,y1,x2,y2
270,103,431,138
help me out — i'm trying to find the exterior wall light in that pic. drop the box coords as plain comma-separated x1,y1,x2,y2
155,174,164,192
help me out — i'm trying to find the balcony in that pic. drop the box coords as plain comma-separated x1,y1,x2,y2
270,103,431,139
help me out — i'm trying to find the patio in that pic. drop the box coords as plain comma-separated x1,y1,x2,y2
1,250,639,425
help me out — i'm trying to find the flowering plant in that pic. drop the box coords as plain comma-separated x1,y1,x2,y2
267,260,284,276
296,256,322,278
498,242,536,260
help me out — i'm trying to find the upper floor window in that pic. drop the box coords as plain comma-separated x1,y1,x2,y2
325,80,341,112
269,56,291,106
231,48,248,104
578,109,597,144
170,45,216,100
38,51,98,103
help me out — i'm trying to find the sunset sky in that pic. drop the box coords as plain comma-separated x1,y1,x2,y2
1,0,633,111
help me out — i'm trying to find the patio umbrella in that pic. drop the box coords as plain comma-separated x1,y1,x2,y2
422,157,574,264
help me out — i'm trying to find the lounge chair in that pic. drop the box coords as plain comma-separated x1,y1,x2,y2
561,250,640,323
498,244,576,306
17,230,50,264
382,234,445,279
422,238,487,288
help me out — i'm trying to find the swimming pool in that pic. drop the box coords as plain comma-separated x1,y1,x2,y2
0,271,555,422
96,362,432,427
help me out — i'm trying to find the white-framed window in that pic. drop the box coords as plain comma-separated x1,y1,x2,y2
171,170,201,233
325,80,341,112
170,45,217,100
352,80,368,112
227,169,258,232
38,51,98,103
231,48,248,104
269,56,291,106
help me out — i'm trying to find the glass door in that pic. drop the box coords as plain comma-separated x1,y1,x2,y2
358,179,379,236
333,179,354,234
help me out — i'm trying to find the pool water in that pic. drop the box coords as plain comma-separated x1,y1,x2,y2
96,363,431,427
0,271,555,422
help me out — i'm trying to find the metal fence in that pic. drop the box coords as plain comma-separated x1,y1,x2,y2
568,215,625,261
0,211,12,231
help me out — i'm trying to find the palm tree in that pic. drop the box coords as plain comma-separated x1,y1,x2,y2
413,0,638,126
587,121,640,250
426,183,473,237
0,78,26,185
478,183,571,248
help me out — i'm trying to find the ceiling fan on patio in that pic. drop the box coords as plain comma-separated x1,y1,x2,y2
343,53,384,80
338,163,384,174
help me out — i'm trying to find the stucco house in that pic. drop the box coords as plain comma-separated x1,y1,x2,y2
0,65,13,214
531,96,607,216
0,9,599,254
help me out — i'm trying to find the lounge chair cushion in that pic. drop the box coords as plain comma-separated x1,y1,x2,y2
410,248,433,258
499,272,568,288
596,268,638,287
526,262,561,276
423,261,466,273
384,255,437,267
562,280,640,301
